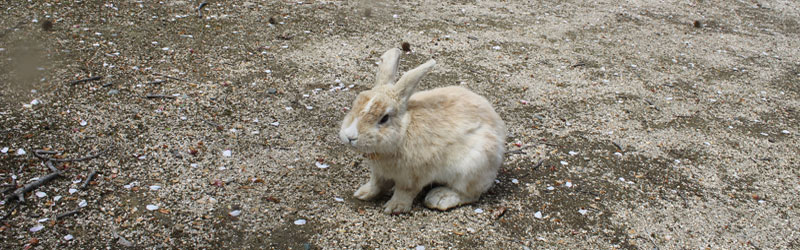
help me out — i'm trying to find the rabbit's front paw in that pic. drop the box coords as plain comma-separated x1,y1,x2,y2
383,199,412,214
354,183,381,200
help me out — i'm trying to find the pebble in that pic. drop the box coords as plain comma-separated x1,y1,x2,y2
1,147,7,153
229,210,242,217
30,224,45,232
511,179,519,184
79,200,87,207
80,120,88,126
54,196,62,201
223,150,232,157
415,246,425,250
69,188,78,194
534,211,543,219
315,162,330,169
568,151,579,156
146,204,159,211
35,191,46,198
149,185,161,191
578,208,588,215
108,89,119,95
117,236,134,247
294,219,307,225
64,234,74,241
334,197,344,202
16,148,26,155
565,181,573,187
781,130,790,134
560,161,568,165
268,88,278,94
474,208,484,213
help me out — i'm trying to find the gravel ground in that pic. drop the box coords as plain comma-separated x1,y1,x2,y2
1,0,799,249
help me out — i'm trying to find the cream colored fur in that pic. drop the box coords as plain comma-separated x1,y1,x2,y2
339,48,506,214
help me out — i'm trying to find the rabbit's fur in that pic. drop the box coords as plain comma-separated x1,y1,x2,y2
339,48,506,214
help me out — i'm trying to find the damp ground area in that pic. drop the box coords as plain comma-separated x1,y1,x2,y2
1,1,798,249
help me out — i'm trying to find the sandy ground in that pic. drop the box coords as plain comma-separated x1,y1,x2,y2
1,0,799,249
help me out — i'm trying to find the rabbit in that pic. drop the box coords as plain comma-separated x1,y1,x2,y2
338,48,506,214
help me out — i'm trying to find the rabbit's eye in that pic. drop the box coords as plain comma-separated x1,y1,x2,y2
378,114,390,124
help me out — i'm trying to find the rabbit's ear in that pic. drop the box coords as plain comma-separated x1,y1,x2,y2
395,59,436,102
375,48,403,86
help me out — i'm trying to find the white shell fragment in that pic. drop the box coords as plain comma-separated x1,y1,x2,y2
568,151,579,156
223,150,232,157
16,148,26,155
1,147,8,153
270,122,280,126
534,211,543,219
511,179,519,184
79,200,87,207
54,195,62,201
30,224,45,232
578,209,588,215
69,188,78,194
146,204,159,211
35,191,46,198
38,218,49,223
229,210,242,217
64,234,74,241
149,185,161,191
294,219,307,225
334,197,344,202
315,162,330,169
560,161,568,165
80,120,88,126
474,208,484,213
781,130,790,134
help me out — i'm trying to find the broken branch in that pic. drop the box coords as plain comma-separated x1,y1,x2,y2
81,170,98,189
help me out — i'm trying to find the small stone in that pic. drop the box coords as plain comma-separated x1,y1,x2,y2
474,208,484,213
267,88,278,94
415,246,425,250
54,195,62,201
1,147,7,153
16,148,26,155
565,181,573,187
107,89,119,95
117,236,134,247
547,186,554,191
781,130,790,134
69,188,78,194
511,179,519,184
334,197,344,202
80,120,88,126
223,150,232,157
578,209,588,215
315,162,329,169
568,151,579,156
64,234,74,241
229,210,242,217
560,161,568,165
294,219,307,225
78,200,87,207
149,185,161,191
146,204,159,211
35,191,46,198
534,211,543,219
30,224,45,232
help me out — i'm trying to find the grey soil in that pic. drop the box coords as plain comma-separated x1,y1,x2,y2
1,0,798,249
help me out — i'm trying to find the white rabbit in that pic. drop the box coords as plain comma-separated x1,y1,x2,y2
339,48,506,214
